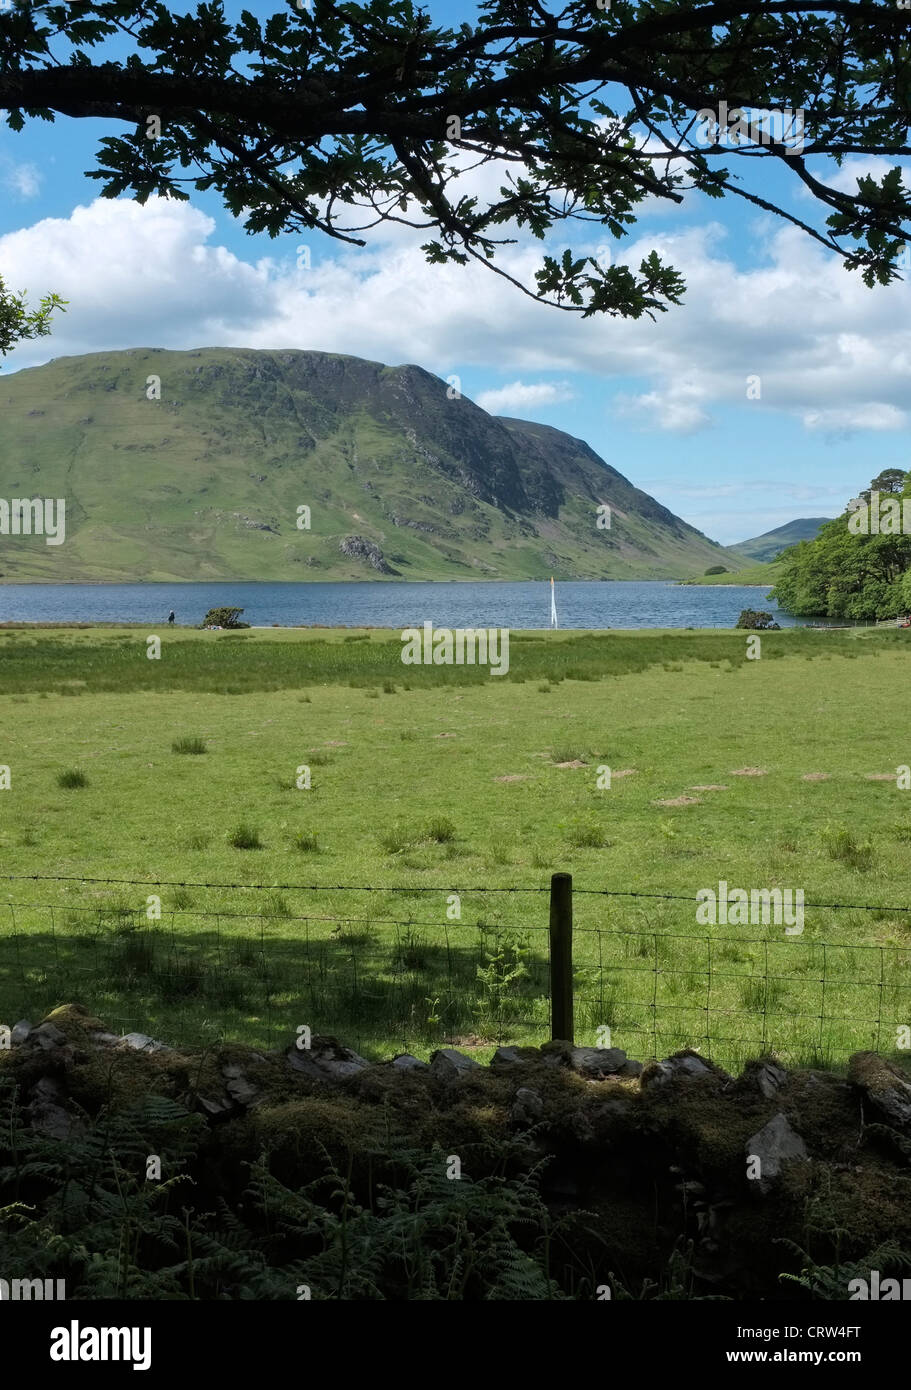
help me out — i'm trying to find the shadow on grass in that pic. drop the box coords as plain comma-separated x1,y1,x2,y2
0,915,554,1059
3,907,910,1069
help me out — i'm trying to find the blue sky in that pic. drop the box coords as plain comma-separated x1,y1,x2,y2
0,0,908,545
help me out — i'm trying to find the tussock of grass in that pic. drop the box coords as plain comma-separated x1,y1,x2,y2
228,823,263,850
172,736,207,755
566,819,607,849
423,816,456,844
825,827,875,872
56,768,88,788
379,824,414,854
380,818,456,853
552,747,589,764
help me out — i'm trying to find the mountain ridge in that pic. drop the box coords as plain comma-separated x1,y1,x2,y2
0,347,740,582
732,517,832,564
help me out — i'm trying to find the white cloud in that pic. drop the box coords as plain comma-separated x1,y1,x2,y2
1,158,41,200
815,155,911,199
0,198,276,362
0,195,909,447
614,379,711,434
802,403,906,432
475,380,575,415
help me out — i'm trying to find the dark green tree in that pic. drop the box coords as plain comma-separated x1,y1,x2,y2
201,606,249,628
0,0,909,322
736,609,780,629
869,468,907,495
772,473,911,619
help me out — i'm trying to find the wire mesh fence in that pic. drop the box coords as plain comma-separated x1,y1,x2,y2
1,874,910,1068
0,895,552,1057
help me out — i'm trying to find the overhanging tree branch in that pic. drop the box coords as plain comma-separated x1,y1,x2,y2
0,0,907,318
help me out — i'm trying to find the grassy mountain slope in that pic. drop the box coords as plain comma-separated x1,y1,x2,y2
0,348,740,582
732,517,832,564
680,559,782,586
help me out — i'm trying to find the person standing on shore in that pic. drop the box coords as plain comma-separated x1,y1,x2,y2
168,610,175,625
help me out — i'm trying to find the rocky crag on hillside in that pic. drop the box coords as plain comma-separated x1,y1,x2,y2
3,1004,909,1299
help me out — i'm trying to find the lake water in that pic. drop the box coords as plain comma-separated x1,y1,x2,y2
0,580,810,629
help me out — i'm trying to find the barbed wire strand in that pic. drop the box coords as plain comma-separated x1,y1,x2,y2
0,872,908,915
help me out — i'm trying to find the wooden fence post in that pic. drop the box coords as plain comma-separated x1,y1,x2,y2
549,871,573,1043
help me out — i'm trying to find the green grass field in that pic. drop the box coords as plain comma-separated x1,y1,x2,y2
679,559,782,587
1,624,910,1071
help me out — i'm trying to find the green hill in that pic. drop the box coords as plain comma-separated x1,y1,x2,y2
0,347,740,582
733,517,832,564
680,559,783,586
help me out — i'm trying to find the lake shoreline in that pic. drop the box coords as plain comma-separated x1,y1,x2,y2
0,578,803,629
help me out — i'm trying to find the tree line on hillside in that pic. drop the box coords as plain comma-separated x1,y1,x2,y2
772,469,911,621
